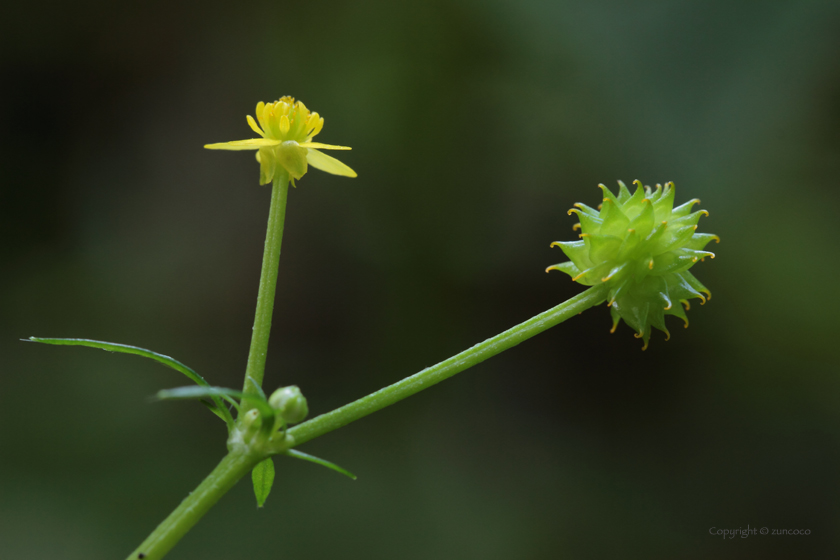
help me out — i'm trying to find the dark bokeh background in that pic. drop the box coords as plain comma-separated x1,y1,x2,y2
2,1,840,558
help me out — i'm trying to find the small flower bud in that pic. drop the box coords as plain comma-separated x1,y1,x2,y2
227,408,263,451
268,385,309,424
240,408,261,433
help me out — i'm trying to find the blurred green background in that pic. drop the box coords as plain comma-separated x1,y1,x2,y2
2,1,840,558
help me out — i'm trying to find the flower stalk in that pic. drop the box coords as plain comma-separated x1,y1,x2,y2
242,170,290,403
281,283,609,448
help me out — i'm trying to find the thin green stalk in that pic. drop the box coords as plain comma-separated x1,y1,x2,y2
243,170,290,403
128,284,606,559
125,451,261,560
283,284,608,448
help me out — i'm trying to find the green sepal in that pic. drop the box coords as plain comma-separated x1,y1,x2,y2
675,248,715,262
598,183,621,207
285,449,357,480
644,221,668,245
603,261,630,283
609,305,621,332
668,210,708,230
276,141,308,179
665,299,689,327
575,263,612,286
551,240,592,270
652,182,675,217
616,180,633,203
628,200,655,240
670,198,701,218
620,182,647,221
598,200,630,237
257,147,276,185
647,183,664,202
584,234,622,263
571,202,600,218
650,251,695,276
654,225,696,255
252,458,276,508
626,180,646,208
546,261,581,278
607,278,631,306
666,272,707,303
684,233,720,251
616,229,641,260
569,209,602,233
681,270,711,300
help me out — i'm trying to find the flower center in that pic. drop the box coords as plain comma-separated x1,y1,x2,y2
257,97,324,143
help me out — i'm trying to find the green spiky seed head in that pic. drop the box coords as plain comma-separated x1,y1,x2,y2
547,180,718,349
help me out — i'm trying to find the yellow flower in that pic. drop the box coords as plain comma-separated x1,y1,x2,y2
205,97,356,184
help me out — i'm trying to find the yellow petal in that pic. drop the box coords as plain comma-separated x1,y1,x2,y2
266,105,282,138
279,115,290,135
299,142,352,150
305,149,357,177
247,115,265,137
309,116,324,138
256,102,267,131
204,138,281,150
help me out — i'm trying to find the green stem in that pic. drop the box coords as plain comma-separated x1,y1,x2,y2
243,170,290,403
124,451,261,560
128,284,606,559
284,284,607,448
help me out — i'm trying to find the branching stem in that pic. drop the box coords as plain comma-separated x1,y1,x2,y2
125,284,607,560
126,451,262,560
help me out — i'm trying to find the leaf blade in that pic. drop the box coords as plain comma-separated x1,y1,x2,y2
252,458,275,508
28,337,207,384
285,449,357,480
155,386,275,423
27,337,235,427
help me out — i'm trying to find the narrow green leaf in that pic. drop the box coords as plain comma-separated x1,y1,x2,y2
252,458,275,508
285,449,357,480
28,337,206,384
246,377,267,401
156,386,243,413
199,399,233,431
27,337,234,427
155,386,275,423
